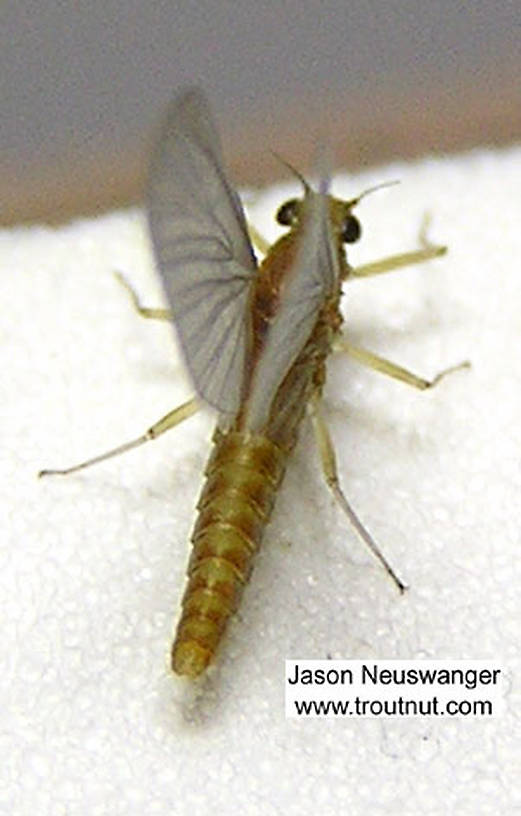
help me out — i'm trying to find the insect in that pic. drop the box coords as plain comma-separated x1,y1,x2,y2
40,88,468,678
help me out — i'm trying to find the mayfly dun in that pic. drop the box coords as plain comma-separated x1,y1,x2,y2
40,88,468,678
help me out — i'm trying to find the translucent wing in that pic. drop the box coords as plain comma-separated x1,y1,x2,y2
147,88,257,414
245,191,340,430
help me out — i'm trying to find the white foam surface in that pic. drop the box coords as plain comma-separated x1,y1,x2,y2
2,146,520,815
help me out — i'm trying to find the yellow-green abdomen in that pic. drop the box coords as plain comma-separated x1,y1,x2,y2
171,431,287,677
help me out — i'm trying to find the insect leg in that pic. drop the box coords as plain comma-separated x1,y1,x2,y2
352,246,445,278
352,217,446,278
39,397,199,477
114,271,171,320
334,340,470,390
308,396,406,593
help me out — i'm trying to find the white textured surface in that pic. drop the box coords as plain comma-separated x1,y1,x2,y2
2,147,520,815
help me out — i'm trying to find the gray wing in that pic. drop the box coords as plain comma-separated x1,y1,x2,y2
244,191,340,430
146,88,257,414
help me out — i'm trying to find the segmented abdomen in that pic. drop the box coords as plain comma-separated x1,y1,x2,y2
171,431,287,677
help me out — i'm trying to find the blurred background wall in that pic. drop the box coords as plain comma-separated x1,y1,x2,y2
2,0,519,224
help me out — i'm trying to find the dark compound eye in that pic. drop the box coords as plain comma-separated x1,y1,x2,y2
341,214,361,243
276,198,301,226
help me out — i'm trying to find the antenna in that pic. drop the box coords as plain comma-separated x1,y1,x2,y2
351,179,400,206
270,151,310,193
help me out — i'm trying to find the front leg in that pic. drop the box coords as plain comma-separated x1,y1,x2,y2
352,216,446,279
114,271,171,320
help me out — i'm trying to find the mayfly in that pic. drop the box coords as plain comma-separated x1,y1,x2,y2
40,88,467,678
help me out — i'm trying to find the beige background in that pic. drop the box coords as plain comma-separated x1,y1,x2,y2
2,0,520,224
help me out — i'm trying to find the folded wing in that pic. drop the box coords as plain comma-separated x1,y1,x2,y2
245,191,340,430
